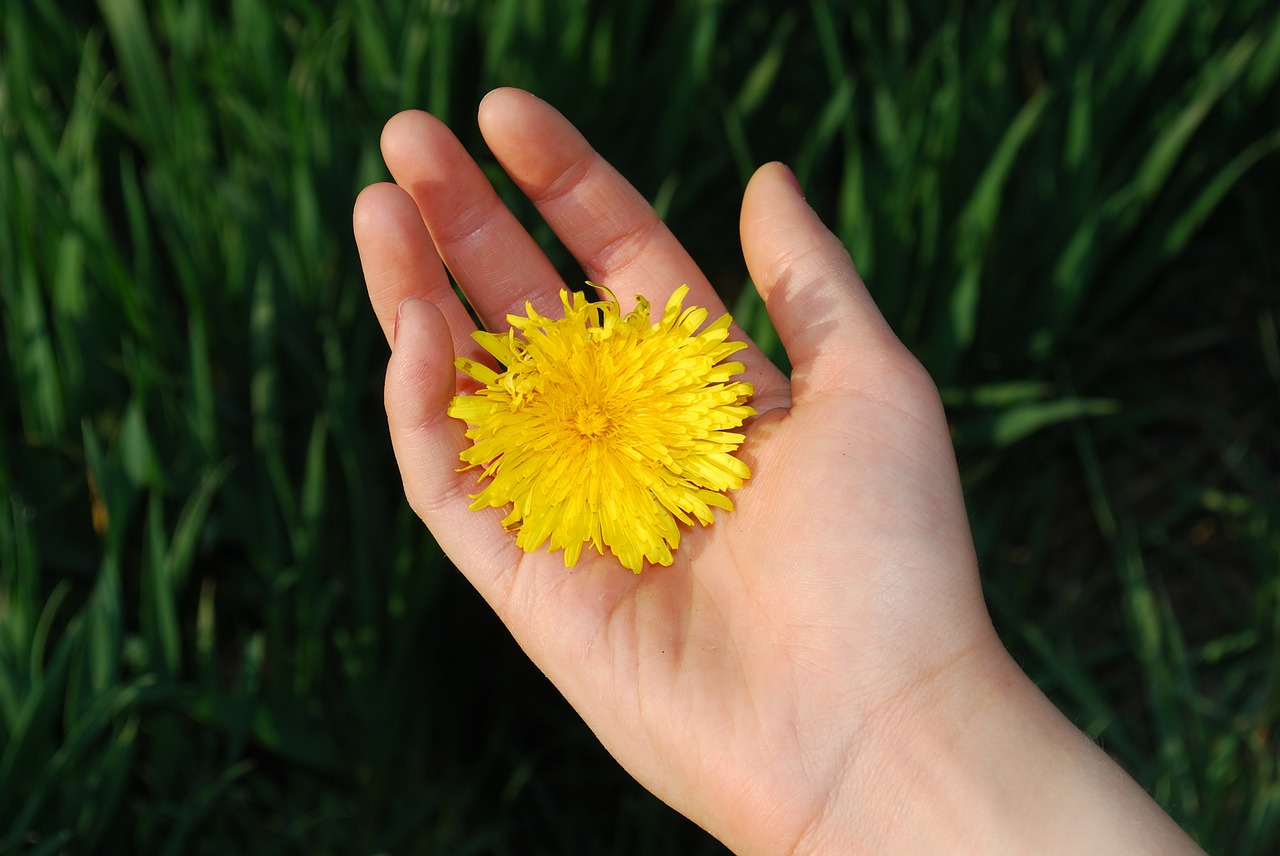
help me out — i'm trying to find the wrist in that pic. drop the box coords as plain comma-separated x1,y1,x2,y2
796,639,1204,855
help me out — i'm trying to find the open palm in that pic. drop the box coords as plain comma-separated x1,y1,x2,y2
354,88,1004,853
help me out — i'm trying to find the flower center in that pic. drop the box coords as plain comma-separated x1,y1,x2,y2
573,404,612,439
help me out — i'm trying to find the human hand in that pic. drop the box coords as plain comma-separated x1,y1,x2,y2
354,88,1202,854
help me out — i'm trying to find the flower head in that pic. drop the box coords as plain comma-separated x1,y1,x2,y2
448,286,755,573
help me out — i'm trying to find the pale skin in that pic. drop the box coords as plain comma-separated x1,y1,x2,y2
352,87,1205,854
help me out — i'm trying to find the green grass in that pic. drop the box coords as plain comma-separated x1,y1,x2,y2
2,0,1278,852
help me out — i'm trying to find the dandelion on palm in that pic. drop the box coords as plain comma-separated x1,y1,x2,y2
448,286,755,573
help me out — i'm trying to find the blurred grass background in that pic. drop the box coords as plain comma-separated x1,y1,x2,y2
2,0,1278,852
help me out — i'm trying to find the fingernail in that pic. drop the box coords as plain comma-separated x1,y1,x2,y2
394,298,409,344
781,163,805,199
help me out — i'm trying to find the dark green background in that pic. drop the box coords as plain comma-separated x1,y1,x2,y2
2,0,1278,852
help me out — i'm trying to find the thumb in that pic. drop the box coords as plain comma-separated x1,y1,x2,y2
739,163,910,400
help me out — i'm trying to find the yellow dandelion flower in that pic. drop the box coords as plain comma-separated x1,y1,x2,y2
448,285,755,573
